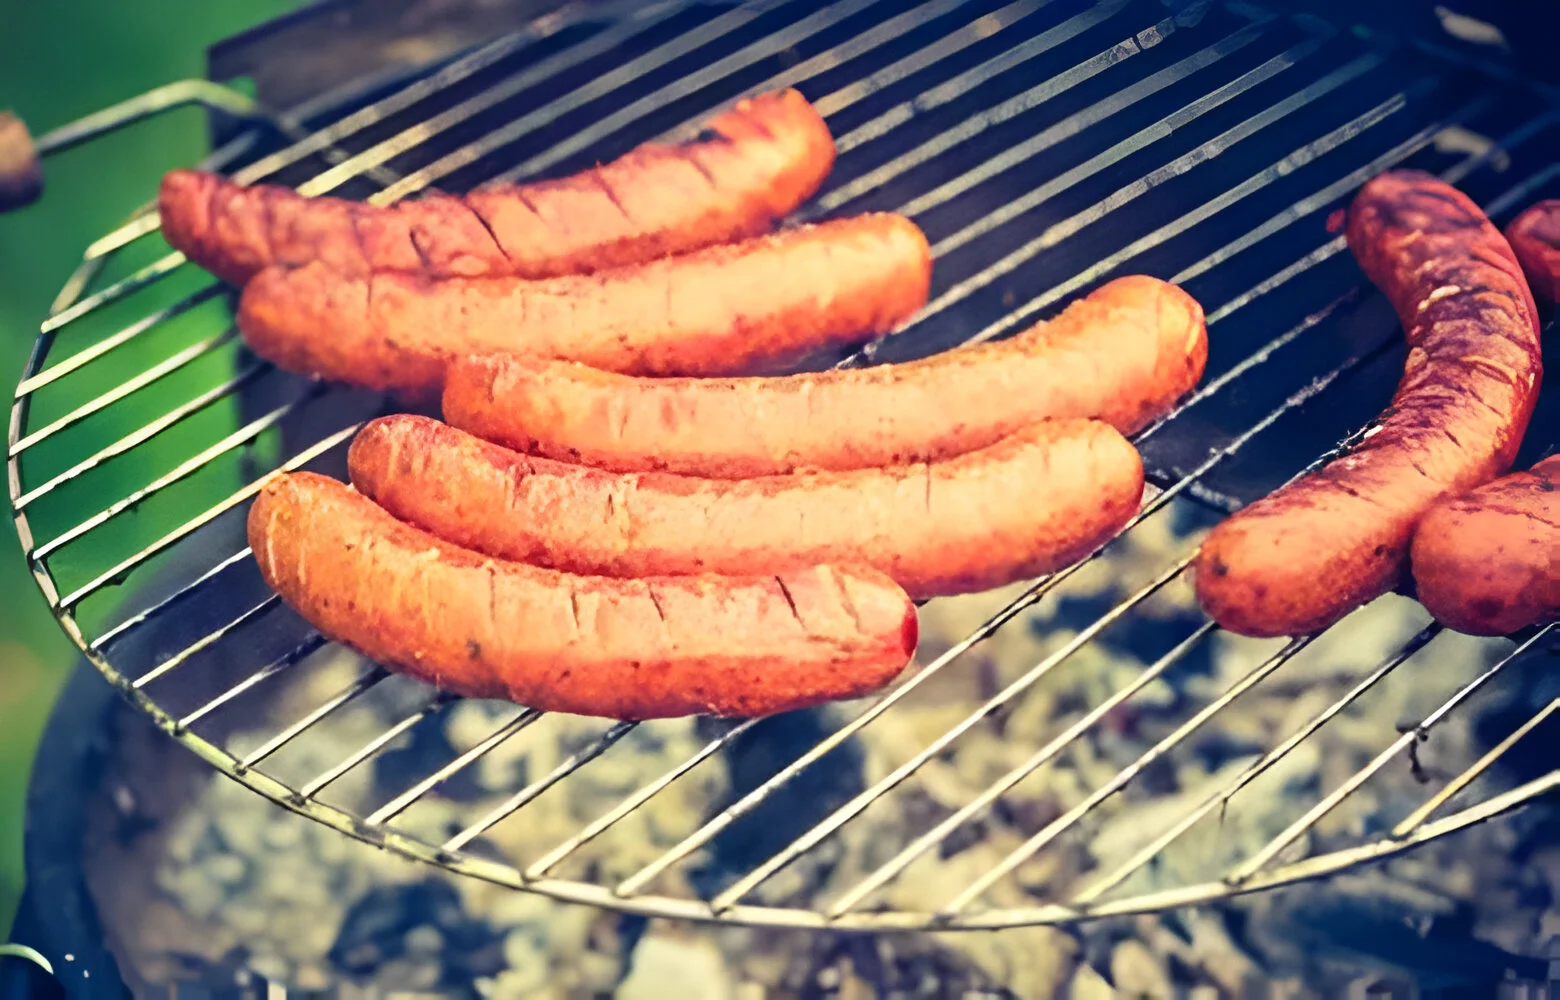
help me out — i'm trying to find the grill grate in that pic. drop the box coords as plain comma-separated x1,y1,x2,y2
8,0,1557,931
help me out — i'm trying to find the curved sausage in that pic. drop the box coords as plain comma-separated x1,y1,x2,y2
1193,171,1543,638
442,274,1206,478
160,89,836,287
1505,199,1560,306
237,213,931,402
249,471,917,720
347,413,1144,600
1410,454,1558,636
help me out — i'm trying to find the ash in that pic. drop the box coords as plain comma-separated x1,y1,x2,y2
91,498,1556,997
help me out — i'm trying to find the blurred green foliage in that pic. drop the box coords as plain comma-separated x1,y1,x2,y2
0,0,304,938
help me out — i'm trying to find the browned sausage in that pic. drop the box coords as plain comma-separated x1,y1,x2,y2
1409,454,1558,636
347,413,1145,601
237,213,931,402
248,471,918,720
1193,170,1543,638
442,274,1206,479
160,89,836,287
0,111,43,213
1505,199,1560,306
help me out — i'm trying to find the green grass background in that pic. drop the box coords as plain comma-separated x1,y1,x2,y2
0,0,305,938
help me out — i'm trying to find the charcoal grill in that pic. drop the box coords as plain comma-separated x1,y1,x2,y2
7,0,1558,943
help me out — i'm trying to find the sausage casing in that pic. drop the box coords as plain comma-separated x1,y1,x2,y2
238,213,932,401
160,89,836,286
1505,199,1560,306
443,275,1205,478
249,472,918,720
347,413,1145,600
1409,454,1559,636
1193,171,1543,638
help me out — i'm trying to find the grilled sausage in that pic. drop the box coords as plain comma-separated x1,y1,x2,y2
160,89,836,287
1193,171,1544,638
442,275,1206,479
1505,199,1560,306
1409,454,1559,636
249,471,917,720
0,111,43,212
237,213,931,401
347,413,1144,600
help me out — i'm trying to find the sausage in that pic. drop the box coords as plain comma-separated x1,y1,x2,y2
347,413,1144,600
442,274,1206,478
159,89,836,287
1505,199,1560,306
1409,454,1559,636
1193,170,1544,638
248,471,917,720
237,213,931,401
0,111,43,213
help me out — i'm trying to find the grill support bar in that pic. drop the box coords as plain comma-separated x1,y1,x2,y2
298,693,456,800
12,362,268,512
1392,696,1560,838
518,718,761,876
942,633,1320,913
54,422,360,612
826,620,1219,916
441,721,640,853
1073,623,1441,905
237,666,389,771
366,708,545,827
1227,627,1555,882
706,554,1200,912
131,595,285,691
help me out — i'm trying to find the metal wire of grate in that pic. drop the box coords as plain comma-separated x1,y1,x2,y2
8,0,1557,931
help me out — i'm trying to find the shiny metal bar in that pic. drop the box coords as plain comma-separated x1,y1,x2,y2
89,547,257,652
35,254,194,338
11,328,238,459
953,80,1460,348
705,555,1197,911
809,8,1199,216
817,0,1134,146
687,0,1062,135
12,362,267,512
14,285,223,403
1391,695,1560,838
443,722,638,853
524,718,760,878
654,0,999,144
238,666,390,771
829,621,1218,916
1073,623,1441,905
54,422,359,611
226,3,659,189
299,0,703,198
942,634,1321,915
32,80,261,156
34,393,310,560
922,25,1342,258
176,633,329,731
367,709,546,826
469,0,899,192
300,693,457,800
1226,625,1555,882
131,595,284,691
